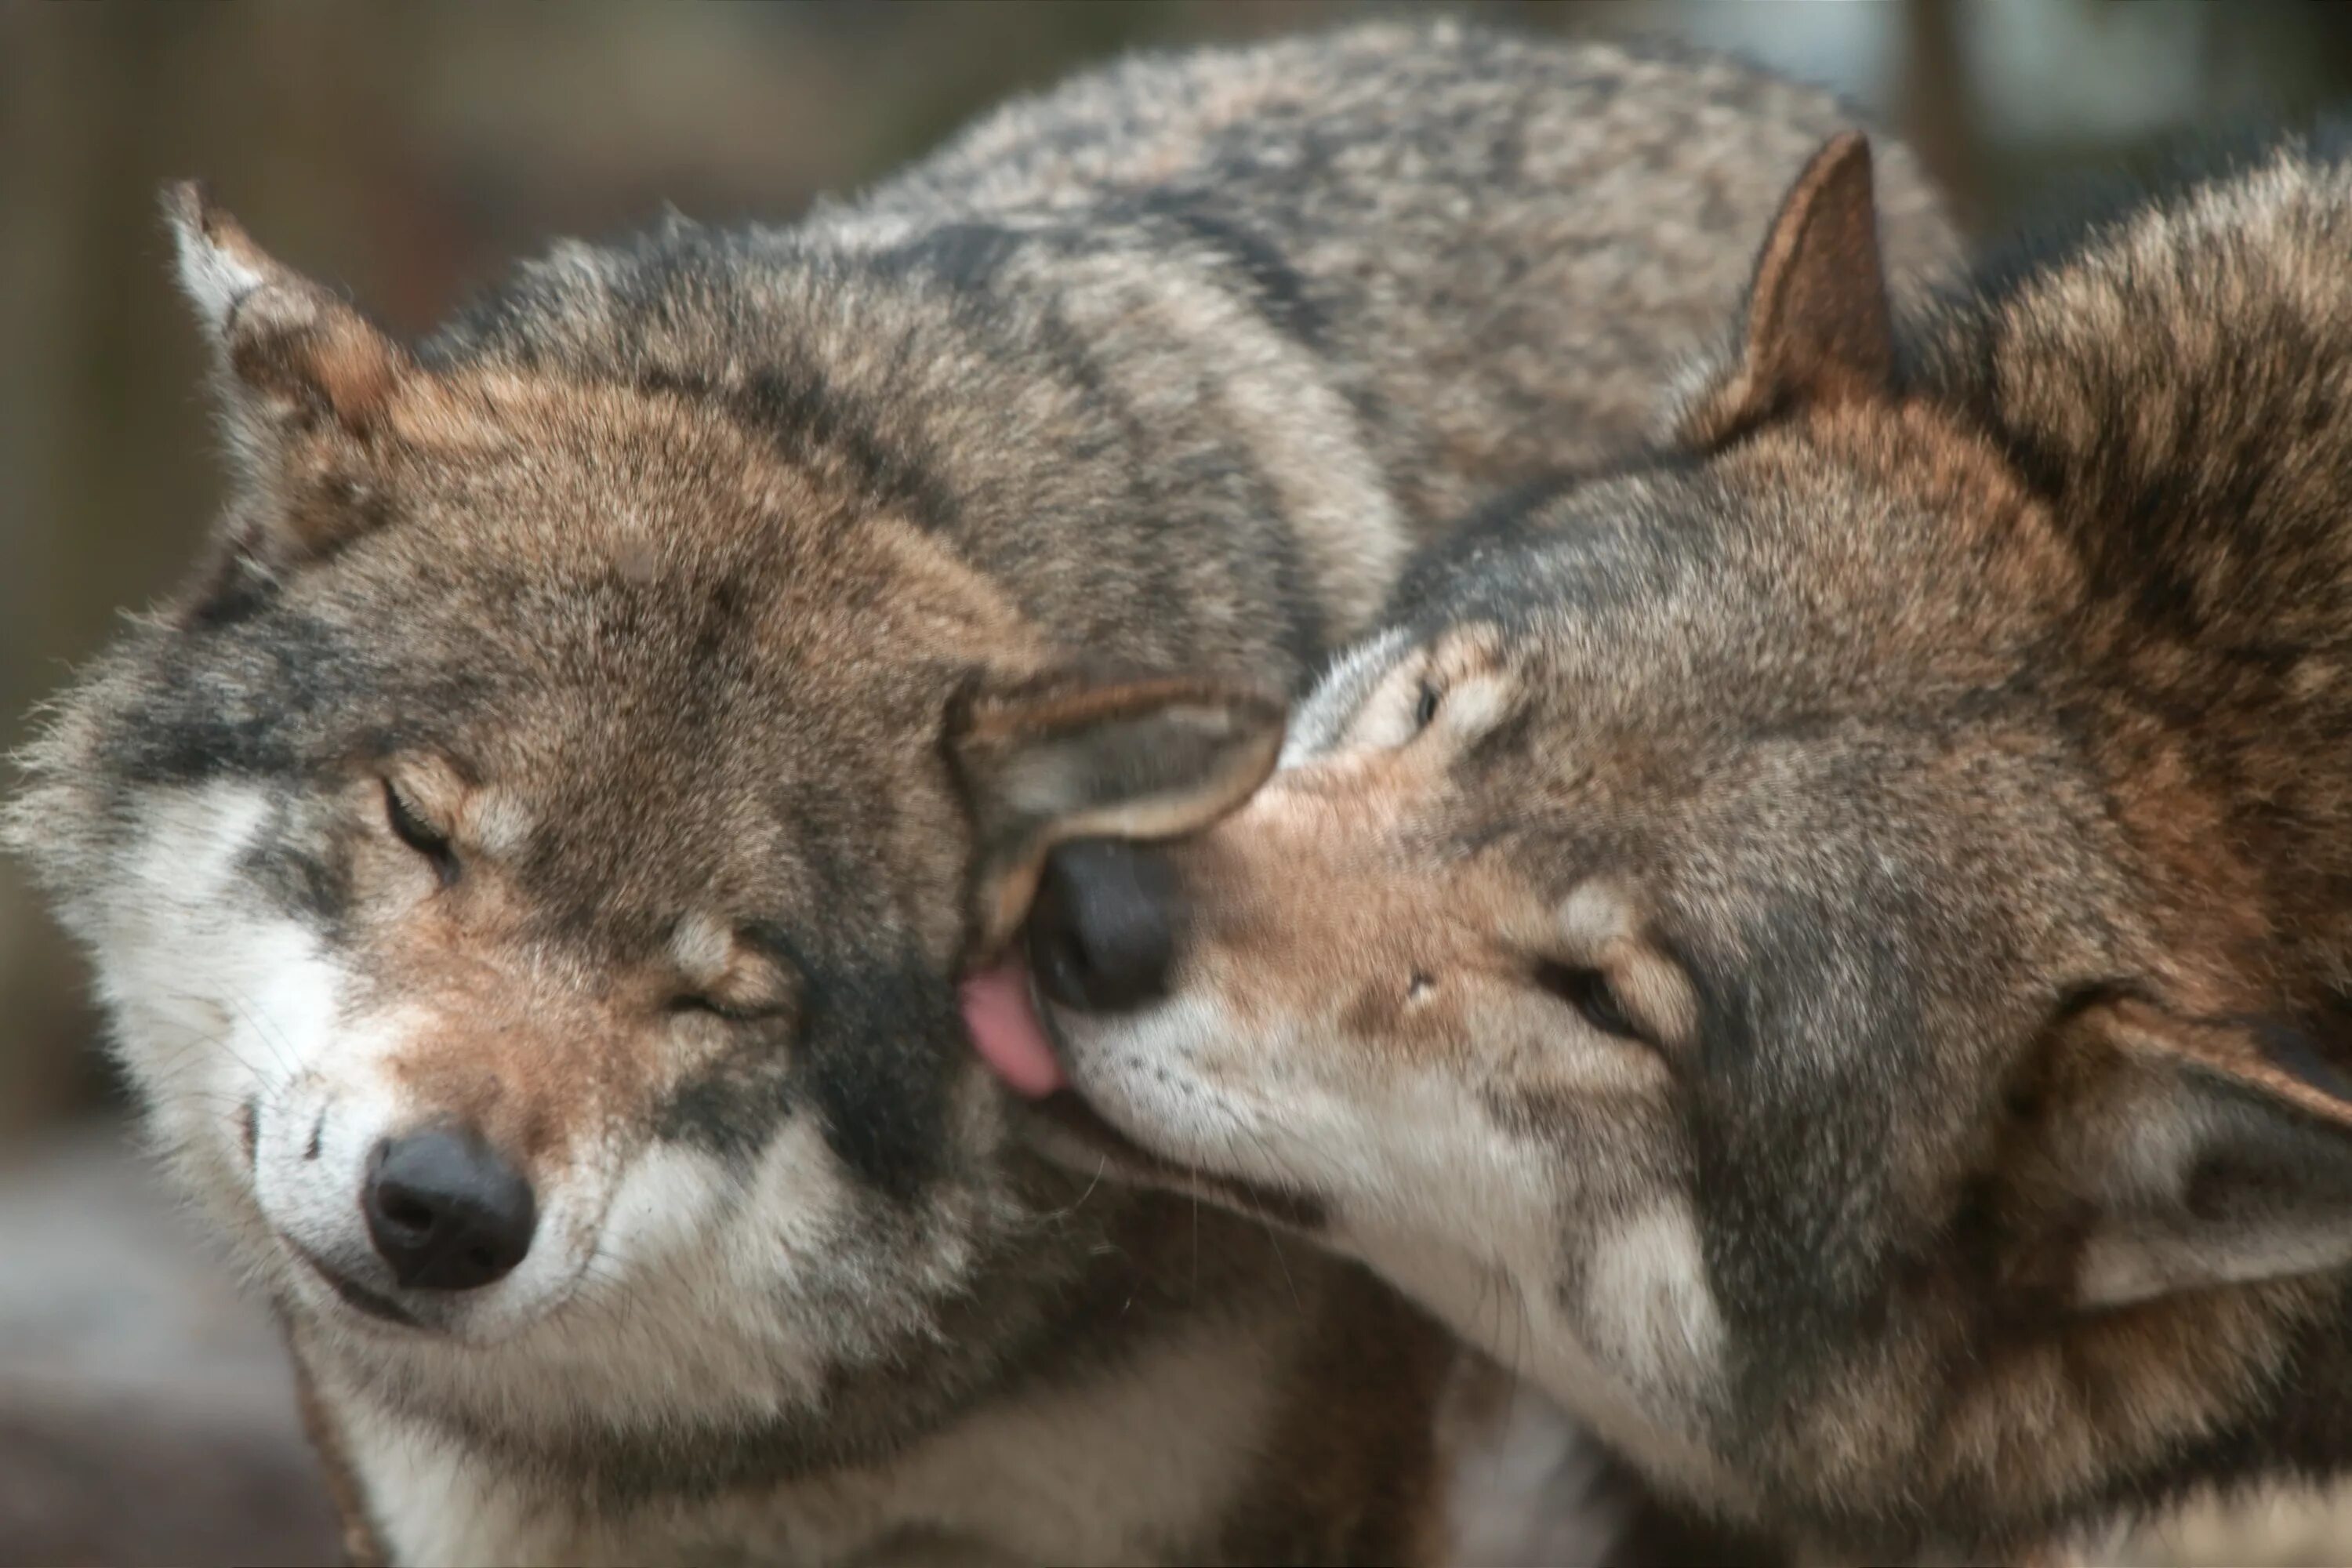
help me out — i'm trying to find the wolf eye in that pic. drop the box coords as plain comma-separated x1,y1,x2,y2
669,994,774,1025
383,782,457,882
1414,680,1442,731
1537,961,1642,1043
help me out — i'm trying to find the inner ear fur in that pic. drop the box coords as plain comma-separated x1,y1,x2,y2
165,180,416,566
1677,131,1899,448
169,181,414,437
2010,995,2352,1311
949,668,1286,959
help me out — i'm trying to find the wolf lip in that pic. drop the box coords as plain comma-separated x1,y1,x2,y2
323,1272,424,1329
288,1241,424,1329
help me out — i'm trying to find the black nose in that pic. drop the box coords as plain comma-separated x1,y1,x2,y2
362,1126,536,1292
1028,838,1178,1014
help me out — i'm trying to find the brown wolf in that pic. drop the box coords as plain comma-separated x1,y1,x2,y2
1003,129,2352,1561
7,21,1951,1566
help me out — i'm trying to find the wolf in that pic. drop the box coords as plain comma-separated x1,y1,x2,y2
7,21,1954,1566
999,127,2352,1561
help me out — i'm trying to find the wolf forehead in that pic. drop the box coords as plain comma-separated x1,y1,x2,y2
81,414,984,935
1367,447,2142,1023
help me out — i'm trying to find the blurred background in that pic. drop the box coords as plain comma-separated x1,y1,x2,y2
9,2,2352,1563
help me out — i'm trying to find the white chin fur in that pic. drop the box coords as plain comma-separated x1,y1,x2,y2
1052,986,1744,1509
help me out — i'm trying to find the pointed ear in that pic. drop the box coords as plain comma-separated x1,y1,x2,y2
2031,998,2352,1310
949,670,1285,957
1677,132,1897,447
165,182,413,564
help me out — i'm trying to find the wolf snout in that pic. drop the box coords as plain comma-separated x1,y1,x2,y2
361,1124,538,1292
1027,838,1180,1014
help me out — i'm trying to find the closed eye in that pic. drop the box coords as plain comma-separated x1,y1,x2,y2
383,781,458,884
1535,961,1646,1046
668,994,782,1025
1414,679,1441,731
1339,663,1445,753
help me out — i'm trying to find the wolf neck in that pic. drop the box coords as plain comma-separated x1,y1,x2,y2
1927,142,2352,994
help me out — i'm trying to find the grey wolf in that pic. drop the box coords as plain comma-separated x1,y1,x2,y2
9,22,1950,1565
1007,129,2352,1560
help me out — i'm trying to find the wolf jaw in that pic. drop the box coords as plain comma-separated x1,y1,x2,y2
9,23,1958,1565
1017,128,2352,1560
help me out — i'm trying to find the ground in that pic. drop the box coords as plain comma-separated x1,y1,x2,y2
0,1131,338,1567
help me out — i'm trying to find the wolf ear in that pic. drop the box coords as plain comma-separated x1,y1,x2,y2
949,670,1285,956
2029,999,2352,1310
1678,132,1896,447
166,182,413,564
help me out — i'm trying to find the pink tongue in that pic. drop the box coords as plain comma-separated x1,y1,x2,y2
961,962,1067,1098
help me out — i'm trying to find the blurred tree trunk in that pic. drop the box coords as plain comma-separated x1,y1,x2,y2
0,9,165,1136
1897,0,1985,234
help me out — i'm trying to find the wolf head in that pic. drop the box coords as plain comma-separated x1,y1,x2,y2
1021,135,2352,1552
7,188,1283,1482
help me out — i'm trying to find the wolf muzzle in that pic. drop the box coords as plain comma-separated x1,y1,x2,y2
361,1123,537,1294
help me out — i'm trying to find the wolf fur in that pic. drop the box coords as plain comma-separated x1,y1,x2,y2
1023,126,2352,1561
9,21,1951,1565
